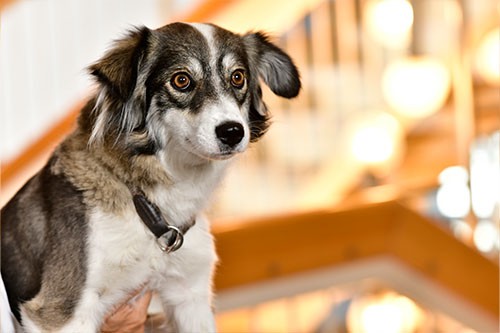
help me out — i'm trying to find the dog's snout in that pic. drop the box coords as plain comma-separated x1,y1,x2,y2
215,121,244,147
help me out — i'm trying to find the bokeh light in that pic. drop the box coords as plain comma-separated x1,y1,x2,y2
473,220,499,253
349,112,404,170
436,166,471,219
347,291,423,333
382,57,451,118
364,0,414,48
475,27,500,85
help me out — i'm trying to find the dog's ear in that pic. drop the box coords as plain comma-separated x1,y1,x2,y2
87,27,153,148
89,26,151,101
244,32,301,100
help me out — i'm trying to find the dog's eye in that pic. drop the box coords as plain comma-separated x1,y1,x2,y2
230,70,245,89
171,73,192,91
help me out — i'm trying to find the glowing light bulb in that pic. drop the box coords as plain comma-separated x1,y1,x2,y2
436,184,471,219
364,0,414,48
474,220,499,253
347,291,422,333
475,27,500,85
438,165,469,185
382,57,451,118
352,125,394,164
436,166,471,219
349,112,403,167
470,132,500,219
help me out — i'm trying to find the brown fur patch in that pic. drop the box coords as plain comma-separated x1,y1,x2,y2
51,128,171,214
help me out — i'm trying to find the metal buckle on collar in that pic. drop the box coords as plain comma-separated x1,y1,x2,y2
156,225,184,253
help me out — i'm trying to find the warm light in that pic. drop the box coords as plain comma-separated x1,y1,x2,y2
364,0,414,48
451,219,473,242
436,166,471,219
470,132,500,219
436,185,471,219
438,165,469,185
382,57,451,118
475,27,500,85
349,112,404,167
347,291,422,333
473,220,499,253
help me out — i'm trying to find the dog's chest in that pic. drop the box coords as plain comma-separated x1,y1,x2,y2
84,206,210,309
83,163,224,302
73,204,216,328
87,209,158,288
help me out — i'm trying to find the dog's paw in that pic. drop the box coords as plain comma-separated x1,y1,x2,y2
174,303,217,333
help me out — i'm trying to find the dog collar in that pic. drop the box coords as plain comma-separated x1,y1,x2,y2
131,189,195,253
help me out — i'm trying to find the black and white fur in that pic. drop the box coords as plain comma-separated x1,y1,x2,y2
1,22,300,332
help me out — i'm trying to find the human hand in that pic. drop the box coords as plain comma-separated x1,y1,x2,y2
101,288,153,333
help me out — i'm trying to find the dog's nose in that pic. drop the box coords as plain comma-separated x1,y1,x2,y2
216,121,244,147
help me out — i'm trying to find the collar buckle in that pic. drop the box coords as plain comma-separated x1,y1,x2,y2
131,188,192,253
156,225,184,253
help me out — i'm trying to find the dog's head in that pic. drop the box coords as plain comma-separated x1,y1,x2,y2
87,23,300,162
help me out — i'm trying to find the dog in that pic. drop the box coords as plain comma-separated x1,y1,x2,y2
1,22,300,332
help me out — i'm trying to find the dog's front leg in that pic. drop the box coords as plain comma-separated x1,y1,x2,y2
160,290,216,333
157,264,217,333
156,221,218,332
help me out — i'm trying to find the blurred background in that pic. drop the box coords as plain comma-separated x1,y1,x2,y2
1,0,499,332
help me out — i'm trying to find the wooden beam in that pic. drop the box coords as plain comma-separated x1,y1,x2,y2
390,204,498,317
213,200,499,319
0,0,16,12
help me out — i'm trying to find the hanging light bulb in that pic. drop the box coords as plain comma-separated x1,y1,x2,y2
473,220,499,253
347,291,423,333
475,27,500,85
348,111,404,172
436,166,471,219
470,135,499,219
364,0,414,48
382,56,451,118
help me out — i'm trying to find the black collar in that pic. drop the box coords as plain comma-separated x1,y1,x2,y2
131,189,195,253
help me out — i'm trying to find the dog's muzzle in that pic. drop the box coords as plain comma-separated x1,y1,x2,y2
215,121,244,147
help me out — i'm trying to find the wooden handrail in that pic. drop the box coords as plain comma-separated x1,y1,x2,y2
1,102,82,184
213,200,499,321
0,0,16,12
